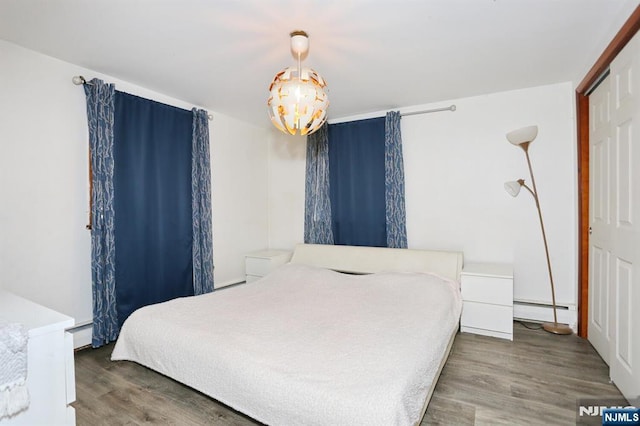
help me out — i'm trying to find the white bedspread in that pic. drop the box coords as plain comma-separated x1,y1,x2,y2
112,263,462,426
0,321,29,419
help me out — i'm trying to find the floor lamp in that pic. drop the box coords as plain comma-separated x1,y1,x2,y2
504,125,573,335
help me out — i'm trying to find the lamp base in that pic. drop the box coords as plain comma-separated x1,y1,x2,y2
542,322,573,335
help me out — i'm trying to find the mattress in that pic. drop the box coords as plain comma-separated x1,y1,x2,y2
112,263,462,426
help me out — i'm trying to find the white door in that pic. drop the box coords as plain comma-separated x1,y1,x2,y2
588,74,612,365
607,31,640,401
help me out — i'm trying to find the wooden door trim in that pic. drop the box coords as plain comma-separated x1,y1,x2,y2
576,6,640,337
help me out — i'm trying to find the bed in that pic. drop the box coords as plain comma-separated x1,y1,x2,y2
111,243,463,426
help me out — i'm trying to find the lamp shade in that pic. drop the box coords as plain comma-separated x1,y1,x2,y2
506,125,538,146
268,66,329,136
267,30,329,136
504,181,522,197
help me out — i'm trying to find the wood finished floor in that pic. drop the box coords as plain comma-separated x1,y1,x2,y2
73,322,622,425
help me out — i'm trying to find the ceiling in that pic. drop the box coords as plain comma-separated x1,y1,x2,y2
0,0,637,127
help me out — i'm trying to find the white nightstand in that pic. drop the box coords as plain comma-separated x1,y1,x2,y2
460,263,514,340
245,249,292,283
0,291,76,425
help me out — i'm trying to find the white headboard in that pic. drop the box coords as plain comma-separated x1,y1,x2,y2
289,244,464,282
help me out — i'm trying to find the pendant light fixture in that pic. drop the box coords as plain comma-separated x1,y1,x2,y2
267,30,329,136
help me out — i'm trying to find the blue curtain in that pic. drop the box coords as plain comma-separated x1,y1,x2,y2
328,117,387,247
304,123,334,244
384,111,408,248
84,79,119,348
113,92,194,327
191,109,214,294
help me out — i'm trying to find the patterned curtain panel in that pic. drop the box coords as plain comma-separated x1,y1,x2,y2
84,79,118,348
384,111,408,248
191,108,214,294
304,123,334,244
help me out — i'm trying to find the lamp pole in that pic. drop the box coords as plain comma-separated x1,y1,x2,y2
518,142,572,335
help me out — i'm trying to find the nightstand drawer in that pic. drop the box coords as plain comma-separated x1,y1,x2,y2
461,275,513,306
246,274,262,283
245,250,292,281
461,301,513,334
246,257,276,276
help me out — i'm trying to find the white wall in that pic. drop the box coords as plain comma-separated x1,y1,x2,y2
0,39,579,332
267,132,306,250
212,115,270,287
267,82,578,323
0,40,270,330
0,40,93,326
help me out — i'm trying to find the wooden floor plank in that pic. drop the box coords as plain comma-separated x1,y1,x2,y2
73,322,622,425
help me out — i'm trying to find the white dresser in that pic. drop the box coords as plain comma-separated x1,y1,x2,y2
0,291,75,425
245,249,292,283
460,263,514,340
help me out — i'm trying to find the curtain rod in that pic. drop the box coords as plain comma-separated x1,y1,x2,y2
72,75,213,120
329,104,457,124
401,105,456,116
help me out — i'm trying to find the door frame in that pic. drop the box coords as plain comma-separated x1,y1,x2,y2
576,6,640,337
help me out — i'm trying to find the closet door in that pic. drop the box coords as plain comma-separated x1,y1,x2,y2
608,31,640,401
588,74,612,365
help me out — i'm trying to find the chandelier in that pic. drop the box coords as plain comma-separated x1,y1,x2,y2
267,30,329,136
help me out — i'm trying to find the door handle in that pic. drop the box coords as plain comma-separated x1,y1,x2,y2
589,226,593,235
